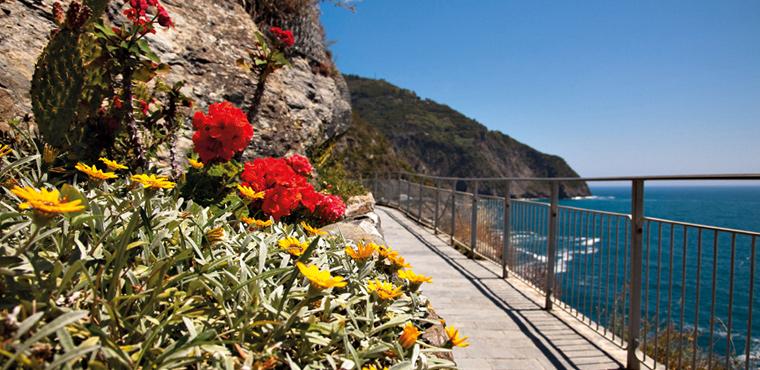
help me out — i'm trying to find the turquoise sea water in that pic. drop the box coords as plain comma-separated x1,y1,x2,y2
563,186,760,232
554,185,760,366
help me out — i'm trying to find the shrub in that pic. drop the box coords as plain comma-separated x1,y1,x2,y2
0,139,460,369
0,1,454,366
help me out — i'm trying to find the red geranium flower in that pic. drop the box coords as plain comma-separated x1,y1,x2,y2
241,157,299,191
262,185,300,220
241,156,327,220
138,99,150,115
156,4,173,28
315,194,345,223
192,101,253,163
298,183,322,212
270,26,295,48
123,0,173,31
285,154,313,177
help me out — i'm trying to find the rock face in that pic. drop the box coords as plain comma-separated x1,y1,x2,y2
0,0,351,157
0,1,55,124
323,193,385,246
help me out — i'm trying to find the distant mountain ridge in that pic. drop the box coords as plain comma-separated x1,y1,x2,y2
335,75,590,198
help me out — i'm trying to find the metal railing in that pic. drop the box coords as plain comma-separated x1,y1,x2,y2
368,172,760,370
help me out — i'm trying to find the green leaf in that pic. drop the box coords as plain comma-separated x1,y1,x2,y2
12,312,44,340
60,184,88,216
4,311,88,370
92,22,117,38
45,344,99,370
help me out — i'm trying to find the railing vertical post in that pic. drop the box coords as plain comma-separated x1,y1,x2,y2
502,181,512,279
418,180,423,221
434,180,440,234
397,173,402,208
451,180,456,246
373,174,378,199
470,181,479,257
406,177,412,214
545,181,559,310
627,179,645,370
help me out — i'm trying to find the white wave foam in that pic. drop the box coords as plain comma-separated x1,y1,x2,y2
513,247,547,263
570,195,616,200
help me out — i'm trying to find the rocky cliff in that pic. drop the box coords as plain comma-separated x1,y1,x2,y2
0,0,351,157
337,75,591,198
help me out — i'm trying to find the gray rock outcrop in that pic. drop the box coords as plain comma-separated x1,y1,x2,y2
0,0,351,157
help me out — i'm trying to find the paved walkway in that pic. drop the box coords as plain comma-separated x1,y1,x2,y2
378,206,626,370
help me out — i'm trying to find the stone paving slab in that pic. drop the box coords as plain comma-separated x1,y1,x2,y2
378,206,626,370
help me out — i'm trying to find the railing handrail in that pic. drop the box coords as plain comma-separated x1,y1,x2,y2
395,170,760,182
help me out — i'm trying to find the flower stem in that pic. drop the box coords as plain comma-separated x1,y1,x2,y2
16,223,41,257
121,63,147,168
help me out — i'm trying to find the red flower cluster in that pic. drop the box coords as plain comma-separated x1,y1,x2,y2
138,99,150,115
124,0,173,32
270,27,295,48
314,194,346,224
241,155,345,223
192,101,253,163
285,154,313,176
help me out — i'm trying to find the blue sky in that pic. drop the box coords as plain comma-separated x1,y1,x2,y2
320,1,760,178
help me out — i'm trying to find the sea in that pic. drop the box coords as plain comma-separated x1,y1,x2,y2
548,185,760,367
563,186,760,232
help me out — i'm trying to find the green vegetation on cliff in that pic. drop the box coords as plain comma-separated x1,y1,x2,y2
335,75,590,198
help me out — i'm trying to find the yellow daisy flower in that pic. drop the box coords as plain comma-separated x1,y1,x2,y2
253,356,278,370
0,145,11,158
98,157,128,171
131,174,175,190
238,184,265,201
278,237,308,256
397,269,432,285
296,262,347,289
11,186,85,215
385,250,411,268
241,216,273,228
345,242,376,261
75,163,117,181
206,227,224,243
188,158,204,169
300,221,326,236
362,365,388,370
42,144,57,164
445,326,469,348
373,243,393,258
367,279,403,300
399,322,421,349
